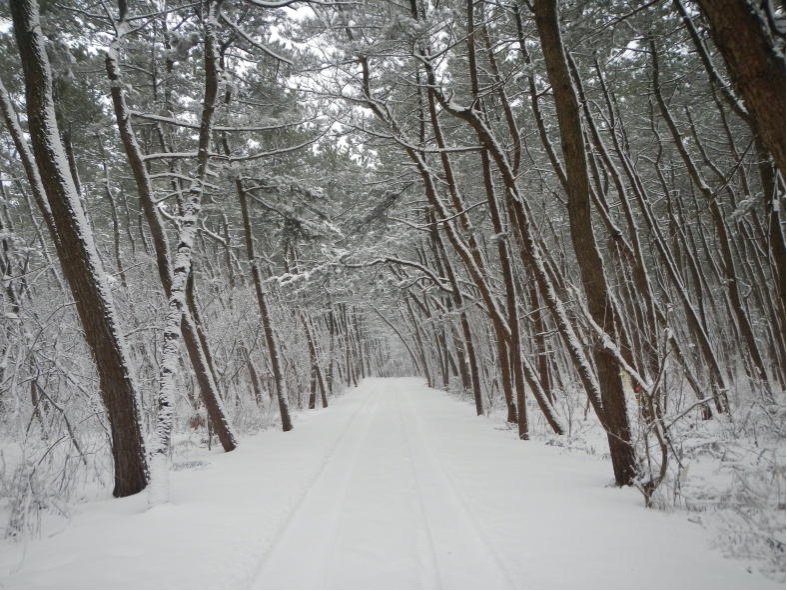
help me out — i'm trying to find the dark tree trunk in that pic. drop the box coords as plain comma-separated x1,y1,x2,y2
236,176,292,431
694,0,785,177
534,0,636,486
10,0,148,497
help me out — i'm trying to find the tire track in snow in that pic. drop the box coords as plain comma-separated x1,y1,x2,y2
399,386,516,589
251,379,514,589
395,390,443,589
246,386,382,588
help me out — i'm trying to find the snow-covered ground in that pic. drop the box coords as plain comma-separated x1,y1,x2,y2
0,378,778,589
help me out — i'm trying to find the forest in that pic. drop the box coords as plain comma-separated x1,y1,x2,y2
0,0,784,585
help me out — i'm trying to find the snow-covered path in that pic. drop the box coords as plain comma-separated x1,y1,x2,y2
253,379,511,589
0,378,776,589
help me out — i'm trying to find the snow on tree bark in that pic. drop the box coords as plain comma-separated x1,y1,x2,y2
533,0,637,486
694,0,785,177
104,1,237,458
153,0,238,458
9,0,148,497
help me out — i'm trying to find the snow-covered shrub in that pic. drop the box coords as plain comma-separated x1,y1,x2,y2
648,393,785,580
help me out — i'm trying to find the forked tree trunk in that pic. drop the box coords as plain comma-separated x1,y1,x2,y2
302,311,328,409
105,1,236,454
151,0,238,456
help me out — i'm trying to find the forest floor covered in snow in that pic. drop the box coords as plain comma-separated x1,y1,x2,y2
0,378,781,589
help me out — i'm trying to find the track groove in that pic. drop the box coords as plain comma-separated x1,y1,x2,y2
248,387,381,588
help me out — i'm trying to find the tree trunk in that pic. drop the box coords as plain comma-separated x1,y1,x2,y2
652,42,770,386
694,0,785,176
10,0,148,497
534,0,636,485
234,175,292,431
105,1,237,453
151,0,239,455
